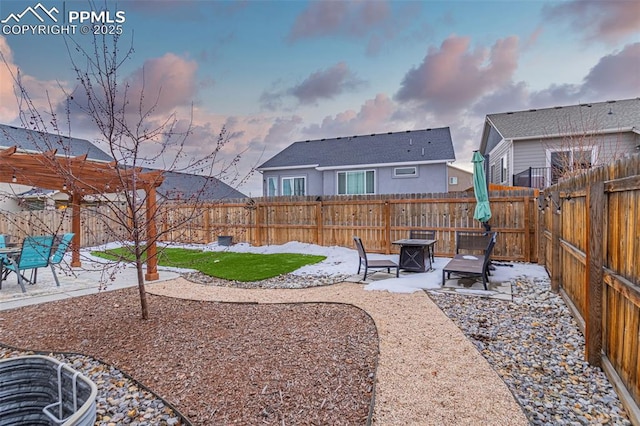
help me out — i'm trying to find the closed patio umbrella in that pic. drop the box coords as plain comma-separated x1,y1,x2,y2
472,151,492,224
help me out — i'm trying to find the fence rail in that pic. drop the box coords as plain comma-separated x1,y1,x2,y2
156,189,539,262
540,154,640,423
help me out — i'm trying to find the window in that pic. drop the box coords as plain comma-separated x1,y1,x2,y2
548,148,595,184
500,155,508,183
337,170,375,195
282,176,306,196
449,176,458,185
267,177,277,196
394,167,416,177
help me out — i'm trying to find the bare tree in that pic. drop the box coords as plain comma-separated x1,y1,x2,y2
542,106,627,185
1,20,252,319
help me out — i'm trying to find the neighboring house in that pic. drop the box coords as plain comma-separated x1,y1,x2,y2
0,124,246,211
257,128,456,197
447,164,473,192
479,98,640,189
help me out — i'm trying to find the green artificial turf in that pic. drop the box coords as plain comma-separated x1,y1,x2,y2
91,247,326,282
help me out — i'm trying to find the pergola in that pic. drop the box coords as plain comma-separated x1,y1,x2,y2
0,146,164,280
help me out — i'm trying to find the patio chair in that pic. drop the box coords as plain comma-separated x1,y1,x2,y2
409,229,436,262
49,233,75,287
353,236,399,281
2,235,55,293
442,232,497,290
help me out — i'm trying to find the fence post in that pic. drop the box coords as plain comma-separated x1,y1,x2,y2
384,200,391,254
316,199,323,246
537,193,546,266
524,195,531,262
255,202,263,246
550,191,561,292
203,206,211,244
585,181,605,366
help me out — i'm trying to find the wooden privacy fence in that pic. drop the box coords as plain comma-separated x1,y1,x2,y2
158,189,539,262
539,154,640,423
0,206,125,247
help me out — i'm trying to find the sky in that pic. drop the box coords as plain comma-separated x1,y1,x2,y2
0,0,638,196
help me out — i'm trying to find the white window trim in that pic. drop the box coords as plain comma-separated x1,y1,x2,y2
393,166,417,178
336,169,376,195
545,146,598,183
499,154,508,184
266,177,277,196
449,176,458,185
281,176,306,196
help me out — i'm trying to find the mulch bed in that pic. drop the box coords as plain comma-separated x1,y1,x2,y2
0,288,378,425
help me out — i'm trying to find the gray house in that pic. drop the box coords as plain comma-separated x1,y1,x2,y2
257,128,456,197
479,98,640,189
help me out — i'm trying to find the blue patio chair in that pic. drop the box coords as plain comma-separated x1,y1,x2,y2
49,233,75,287
2,235,55,293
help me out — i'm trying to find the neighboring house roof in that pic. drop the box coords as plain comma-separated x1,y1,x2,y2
0,123,112,162
153,170,246,201
258,127,455,171
480,98,640,153
1,123,246,201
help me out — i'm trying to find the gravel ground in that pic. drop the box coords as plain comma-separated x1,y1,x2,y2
428,274,632,425
0,270,633,425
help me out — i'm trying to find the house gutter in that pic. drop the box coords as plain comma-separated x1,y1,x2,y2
257,164,320,172
316,158,455,171
507,126,636,141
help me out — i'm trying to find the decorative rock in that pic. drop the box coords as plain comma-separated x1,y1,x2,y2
429,274,632,425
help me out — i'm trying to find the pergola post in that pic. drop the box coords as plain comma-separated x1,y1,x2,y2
70,191,82,267
144,185,159,281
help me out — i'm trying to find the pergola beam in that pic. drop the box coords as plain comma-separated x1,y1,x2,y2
0,146,165,281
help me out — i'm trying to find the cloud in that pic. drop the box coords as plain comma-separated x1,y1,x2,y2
124,53,199,115
290,62,365,105
287,0,389,41
579,43,640,100
0,36,18,123
286,0,420,56
395,35,520,116
0,36,72,130
302,93,400,139
260,62,365,109
543,0,640,44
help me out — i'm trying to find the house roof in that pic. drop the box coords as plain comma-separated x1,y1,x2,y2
153,170,246,201
258,127,455,171
0,123,112,162
481,98,640,153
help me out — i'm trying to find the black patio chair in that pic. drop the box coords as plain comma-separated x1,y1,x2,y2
353,236,399,281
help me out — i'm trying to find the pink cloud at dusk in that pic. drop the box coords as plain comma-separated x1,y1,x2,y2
287,0,390,41
395,35,520,115
0,36,69,127
543,0,640,44
124,53,198,115
302,93,400,139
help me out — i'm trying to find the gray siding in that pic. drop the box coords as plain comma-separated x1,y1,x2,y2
261,168,323,196
265,163,448,196
488,141,511,184
514,132,640,174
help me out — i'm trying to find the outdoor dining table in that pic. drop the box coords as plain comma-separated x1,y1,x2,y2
392,238,437,272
